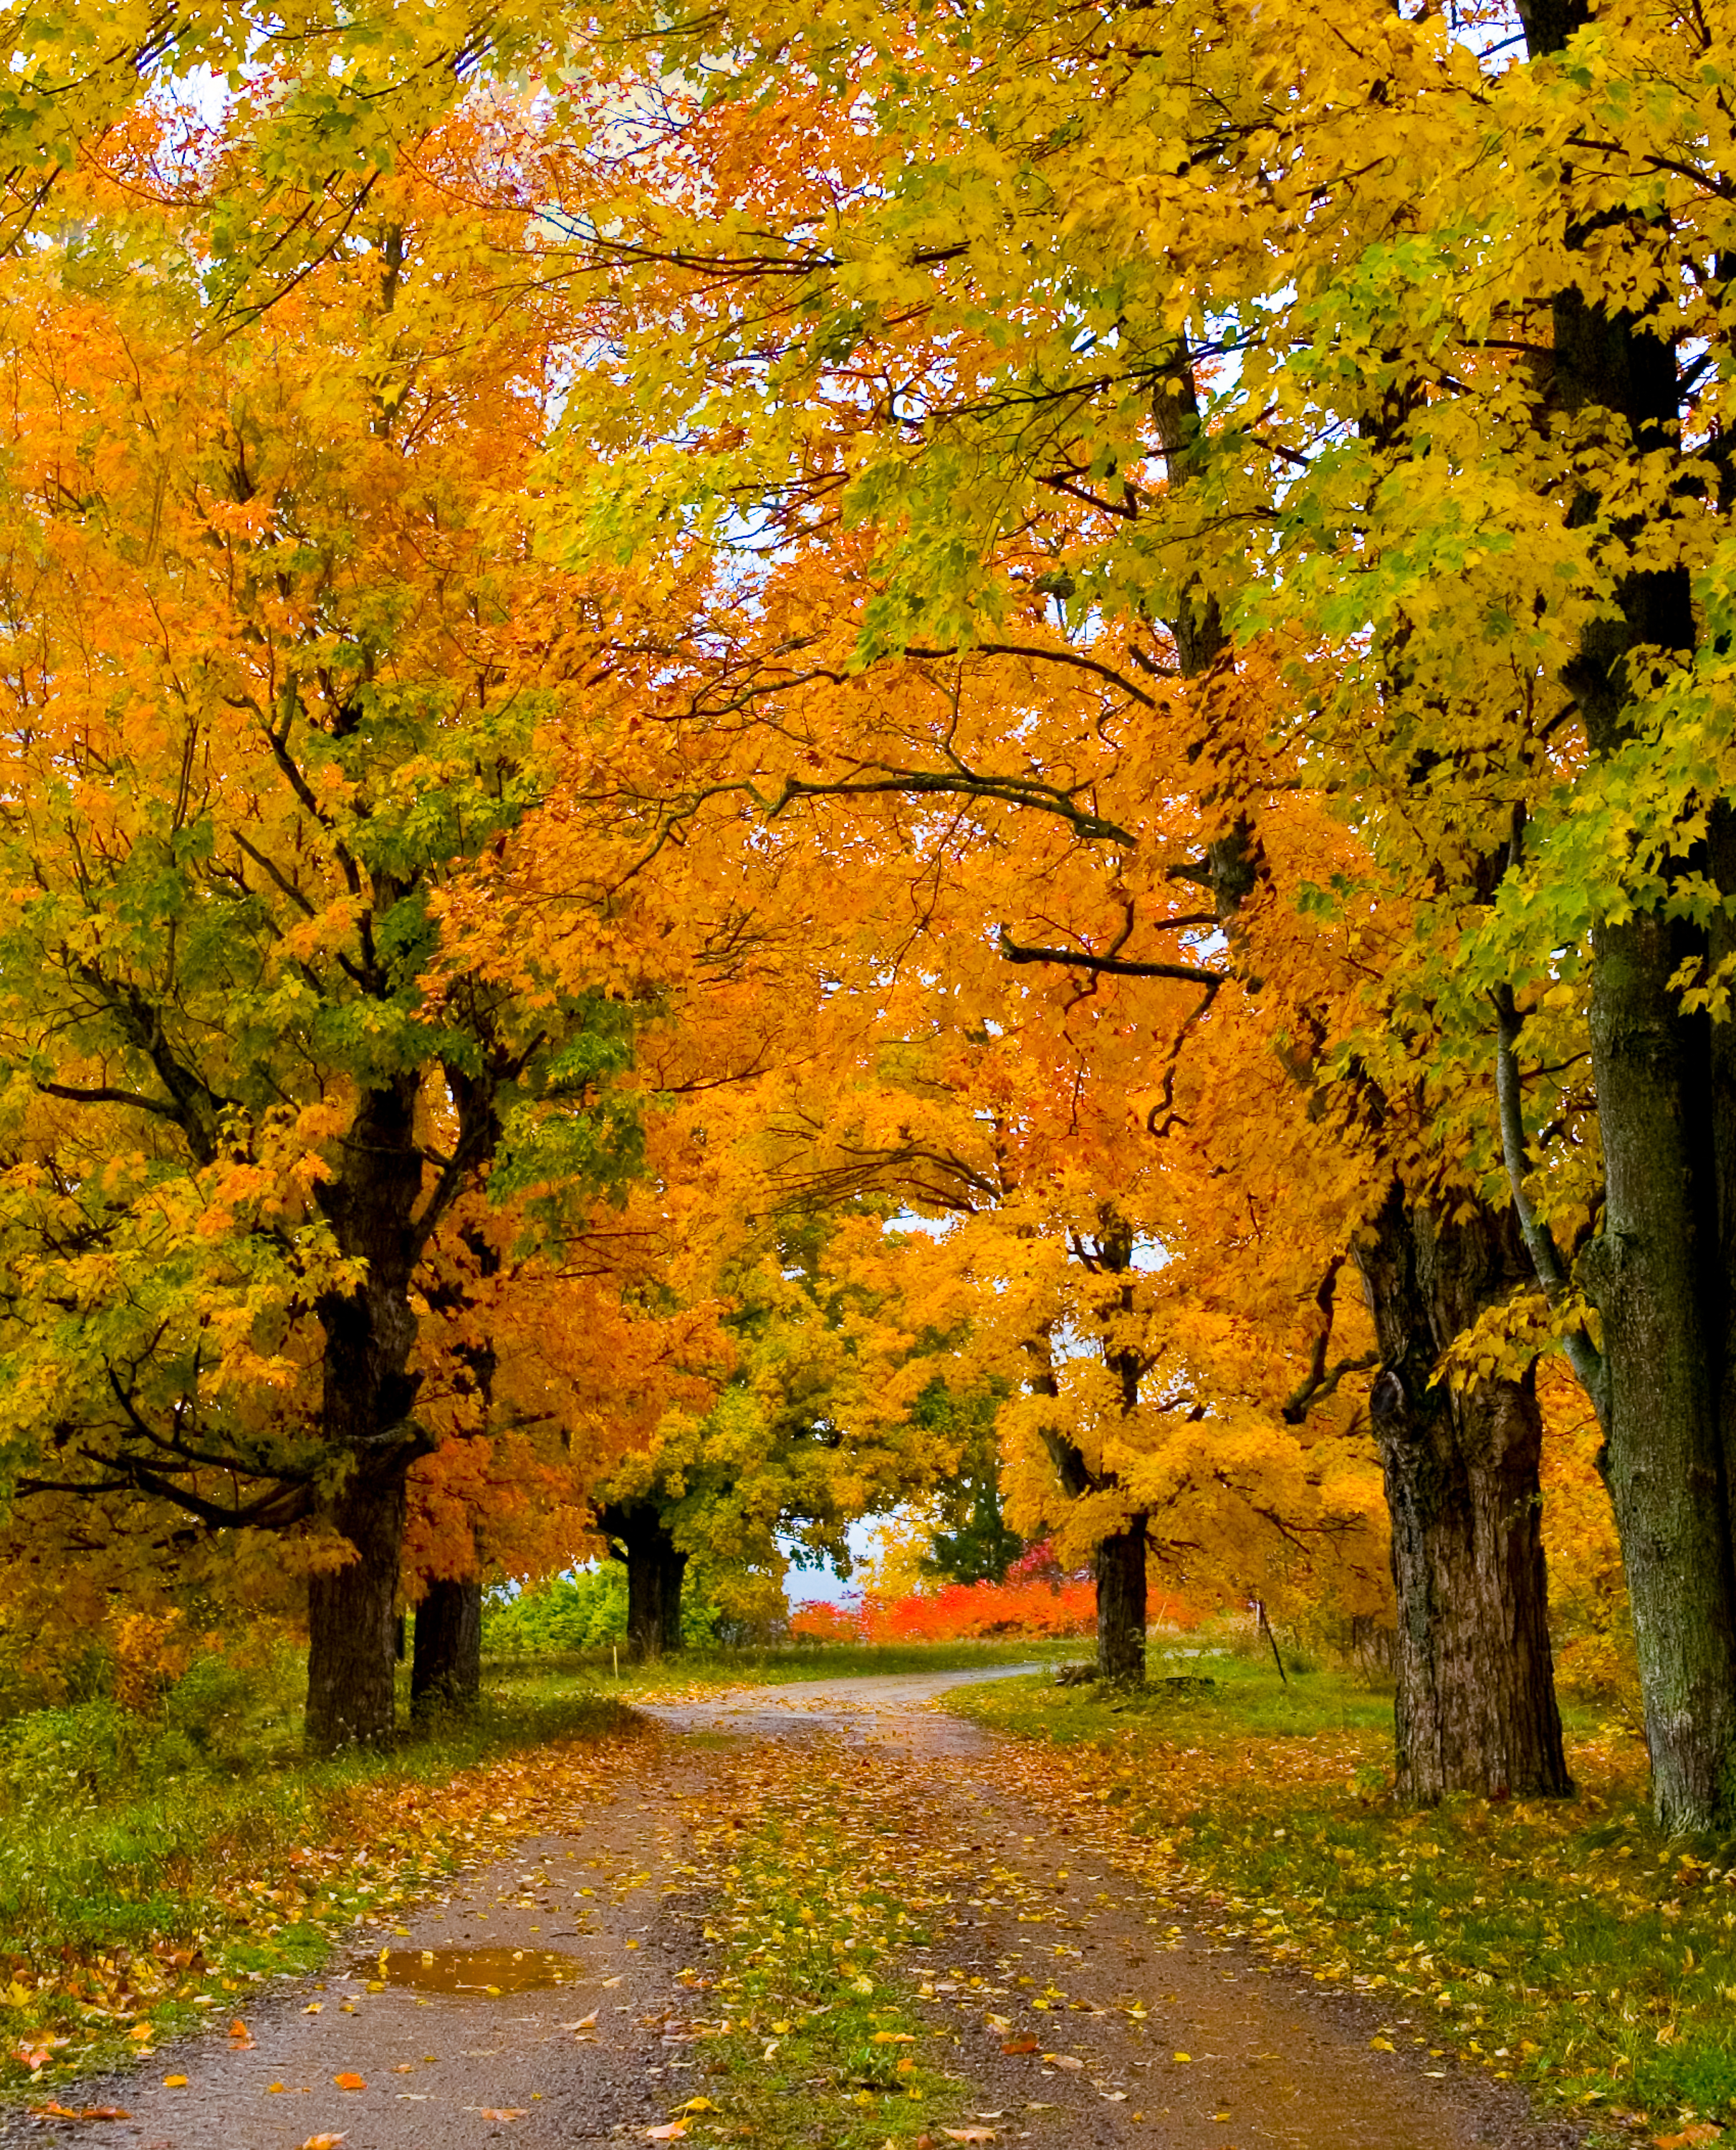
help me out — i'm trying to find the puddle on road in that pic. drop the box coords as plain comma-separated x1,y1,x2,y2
375,1947,587,1997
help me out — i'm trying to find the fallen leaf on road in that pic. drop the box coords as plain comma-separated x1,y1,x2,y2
1369,2037,1394,2051
229,2020,250,2040
1001,2037,1040,2055
161,2075,188,2088
941,2132,997,2144
480,2110,528,2121
644,2126,688,2142
1173,2052,1192,2063
302,2002,323,2015
332,2073,368,2090
29,2106,130,2123
299,2136,348,2149
1042,2055,1083,2070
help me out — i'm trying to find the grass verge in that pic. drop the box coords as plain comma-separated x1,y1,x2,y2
652,1734,989,2147
949,1652,1730,2147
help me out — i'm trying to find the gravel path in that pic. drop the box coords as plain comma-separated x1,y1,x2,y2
6,1669,1583,2150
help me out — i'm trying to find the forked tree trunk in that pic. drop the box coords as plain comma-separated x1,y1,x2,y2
411,1577,484,1719
1357,1182,1570,1802
1095,1515,1148,1683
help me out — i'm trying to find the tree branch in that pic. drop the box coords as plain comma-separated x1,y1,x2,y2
997,927,1223,986
1492,985,1609,1423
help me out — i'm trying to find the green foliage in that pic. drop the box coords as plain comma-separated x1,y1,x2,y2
925,1470,1025,1590
484,1567,633,1652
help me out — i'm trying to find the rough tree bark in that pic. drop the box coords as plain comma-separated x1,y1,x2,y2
304,1073,436,1756
1581,906,1736,1828
1095,1517,1149,1682
411,1577,484,1719
1357,1183,1571,1802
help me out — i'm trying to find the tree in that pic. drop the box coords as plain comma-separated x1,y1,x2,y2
586,1206,971,1657
511,0,1581,1791
0,135,666,1752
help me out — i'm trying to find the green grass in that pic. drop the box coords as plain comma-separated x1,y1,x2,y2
659,1734,972,2147
949,1656,1732,2145
503,1635,1075,1696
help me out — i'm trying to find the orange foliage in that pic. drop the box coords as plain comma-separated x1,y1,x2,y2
790,1578,1096,1643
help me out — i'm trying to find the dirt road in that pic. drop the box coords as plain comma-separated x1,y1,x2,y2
6,1670,1581,2150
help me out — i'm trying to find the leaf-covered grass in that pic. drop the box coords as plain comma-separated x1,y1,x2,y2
660,1734,977,2147
949,1653,1732,2146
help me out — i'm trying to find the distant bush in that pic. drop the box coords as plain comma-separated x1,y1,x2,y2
484,1566,728,1653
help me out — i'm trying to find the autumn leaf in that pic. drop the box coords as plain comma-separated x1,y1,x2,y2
479,2111,529,2122
161,2075,189,2088
299,2136,349,2149
644,2126,689,2142
1000,2037,1040,2055
332,2073,368,2091
1042,2054,1083,2070
1655,2129,1722,2149
941,2132,998,2144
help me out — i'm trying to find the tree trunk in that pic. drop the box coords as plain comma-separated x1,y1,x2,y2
1583,911,1736,1830
307,1466,408,1753
1356,1182,1571,1802
411,1577,484,1719
305,1073,433,1757
601,1499,687,1661
1503,0,1736,1828
662,1539,688,1653
1095,1514,1148,1683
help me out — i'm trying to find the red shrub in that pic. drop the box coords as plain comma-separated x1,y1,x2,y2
788,1575,1098,1644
